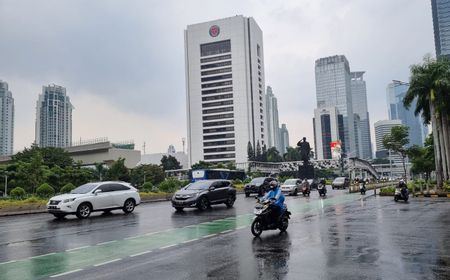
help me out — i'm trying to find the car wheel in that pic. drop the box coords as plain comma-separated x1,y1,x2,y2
245,192,250,197
197,196,209,211
293,189,298,196
123,199,135,214
76,203,92,219
225,195,236,208
175,207,184,212
279,216,289,232
251,219,263,237
53,213,66,219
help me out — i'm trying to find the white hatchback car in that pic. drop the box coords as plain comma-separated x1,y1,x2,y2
47,181,141,219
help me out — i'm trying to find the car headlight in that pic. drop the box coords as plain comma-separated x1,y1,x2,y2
63,198,76,203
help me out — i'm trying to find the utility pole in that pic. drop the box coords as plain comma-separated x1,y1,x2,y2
4,173,7,197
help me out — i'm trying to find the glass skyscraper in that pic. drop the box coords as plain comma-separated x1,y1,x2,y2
351,71,372,159
387,81,428,147
0,80,14,155
265,86,281,152
432,0,450,57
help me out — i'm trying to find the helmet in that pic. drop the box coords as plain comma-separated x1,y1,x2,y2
269,180,278,190
399,179,406,187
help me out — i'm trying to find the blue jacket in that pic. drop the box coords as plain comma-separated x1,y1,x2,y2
263,187,285,209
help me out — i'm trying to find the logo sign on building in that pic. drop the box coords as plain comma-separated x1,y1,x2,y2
209,25,220,37
330,140,342,160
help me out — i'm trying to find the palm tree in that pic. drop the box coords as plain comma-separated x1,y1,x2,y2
404,56,450,188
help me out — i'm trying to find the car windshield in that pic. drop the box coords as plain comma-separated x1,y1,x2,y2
185,181,212,190
283,179,297,185
250,178,265,184
334,178,345,182
71,183,99,194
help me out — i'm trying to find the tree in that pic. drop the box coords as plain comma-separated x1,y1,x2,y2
191,161,214,170
283,146,301,161
255,141,262,161
106,158,130,182
130,164,165,187
160,155,182,171
247,141,255,161
261,145,268,162
93,162,106,181
404,56,450,188
408,134,435,181
13,144,73,168
266,147,283,162
383,126,410,181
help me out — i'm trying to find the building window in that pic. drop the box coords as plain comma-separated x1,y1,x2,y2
201,67,232,76
200,54,231,63
203,113,234,121
204,153,235,160
201,80,232,89
201,61,232,69
202,87,233,95
203,133,235,140
203,126,234,134
202,100,233,108
201,74,232,82
202,93,233,101
200,40,231,57
203,106,233,114
203,140,235,146
203,120,234,127
257,44,261,57
204,147,235,153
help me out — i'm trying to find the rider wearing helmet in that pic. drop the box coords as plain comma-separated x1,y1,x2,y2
263,180,285,223
398,179,408,195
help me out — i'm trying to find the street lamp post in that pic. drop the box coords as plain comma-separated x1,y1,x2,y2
3,173,7,197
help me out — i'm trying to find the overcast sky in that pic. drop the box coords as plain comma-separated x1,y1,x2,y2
0,0,435,155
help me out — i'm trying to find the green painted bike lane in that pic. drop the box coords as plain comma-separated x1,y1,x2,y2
0,193,362,280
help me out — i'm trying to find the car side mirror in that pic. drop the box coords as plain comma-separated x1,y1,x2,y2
94,189,102,195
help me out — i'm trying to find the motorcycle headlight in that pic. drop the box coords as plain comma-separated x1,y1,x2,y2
63,198,76,203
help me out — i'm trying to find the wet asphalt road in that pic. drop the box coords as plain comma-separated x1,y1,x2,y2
0,188,449,280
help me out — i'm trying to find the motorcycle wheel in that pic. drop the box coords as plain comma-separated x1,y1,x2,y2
279,216,289,232
394,196,398,202
251,219,263,237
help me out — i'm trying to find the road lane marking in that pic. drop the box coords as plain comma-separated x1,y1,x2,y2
93,258,122,267
160,244,177,249
130,250,152,257
124,235,142,240
236,226,247,230
30,252,56,259
50,269,83,278
221,229,233,234
202,234,217,238
66,245,90,252
0,260,16,265
182,238,199,244
97,240,117,246
145,231,162,236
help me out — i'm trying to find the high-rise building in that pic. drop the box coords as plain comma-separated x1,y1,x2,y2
432,0,450,58
0,80,14,155
351,71,372,159
185,16,266,165
265,86,281,152
313,107,343,160
35,84,73,148
314,55,355,159
374,119,403,163
387,81,428,147
279,123,289,155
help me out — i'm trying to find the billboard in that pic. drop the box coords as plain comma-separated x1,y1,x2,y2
330,140,342,160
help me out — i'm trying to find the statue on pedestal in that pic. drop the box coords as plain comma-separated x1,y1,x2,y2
297,137,311,165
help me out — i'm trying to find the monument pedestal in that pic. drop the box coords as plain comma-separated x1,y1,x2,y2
298,164,314,179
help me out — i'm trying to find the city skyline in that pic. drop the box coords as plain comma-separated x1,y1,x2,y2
0,1,435,155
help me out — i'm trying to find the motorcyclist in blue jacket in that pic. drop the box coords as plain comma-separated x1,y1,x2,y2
263,180,285,223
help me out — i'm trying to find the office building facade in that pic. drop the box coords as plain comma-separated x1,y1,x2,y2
0,81,14,155
279,123,289,154
374,119,403,164
351,71,372,159
314,55,355,159
387,81,428,147
313,107,343,160
265,86,281,152
35,84,73,148
185,16,266,165
432,0,450,58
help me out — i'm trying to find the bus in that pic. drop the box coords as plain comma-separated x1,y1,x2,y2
191,169,246,182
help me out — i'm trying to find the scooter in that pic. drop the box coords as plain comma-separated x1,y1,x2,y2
251,198,291,237
394,187,409,202
317,183,327,197
360,183,366,195
301,182,310,197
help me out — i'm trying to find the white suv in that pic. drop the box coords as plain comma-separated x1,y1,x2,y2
47,181,141,219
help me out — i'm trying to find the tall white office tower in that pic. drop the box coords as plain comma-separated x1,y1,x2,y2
0,81,14,155
265,86,281,152
351,72,372,159
279,123,289,155
185,16,266,165
374,119,403,164
314,55,356,159
35,84,73,148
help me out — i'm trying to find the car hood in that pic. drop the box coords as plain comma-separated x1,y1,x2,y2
281,184,296,188
49,193,87,201
175,189,202,196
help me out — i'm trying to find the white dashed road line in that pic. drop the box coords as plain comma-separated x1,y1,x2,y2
182,238,199,244
66,245,90,252
0,260,17,265
97,240,117,246
93,258,122,267
130,250,152,257
50,269,83,278
221,229,233,234
202,234,217,238
30,252,56,259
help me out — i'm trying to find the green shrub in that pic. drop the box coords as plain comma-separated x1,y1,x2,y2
380,186,395,194
243,178,251,184
158,179,182,193
36,183,55,198
232,179,242,185
60,183,75,194
278,176,292,183
142,182,154,192
10,187,26,199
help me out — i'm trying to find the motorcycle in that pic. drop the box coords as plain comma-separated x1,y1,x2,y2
317,183,327,197
251,198,291,237
394,187,409,202
359,183,366,195
301,181,310,197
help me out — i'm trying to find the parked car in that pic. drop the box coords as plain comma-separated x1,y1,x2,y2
280,179,302,196
331,177,350,189
47,181,141,219
244,177,277,197
307,178,319,190
171,180,236,211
